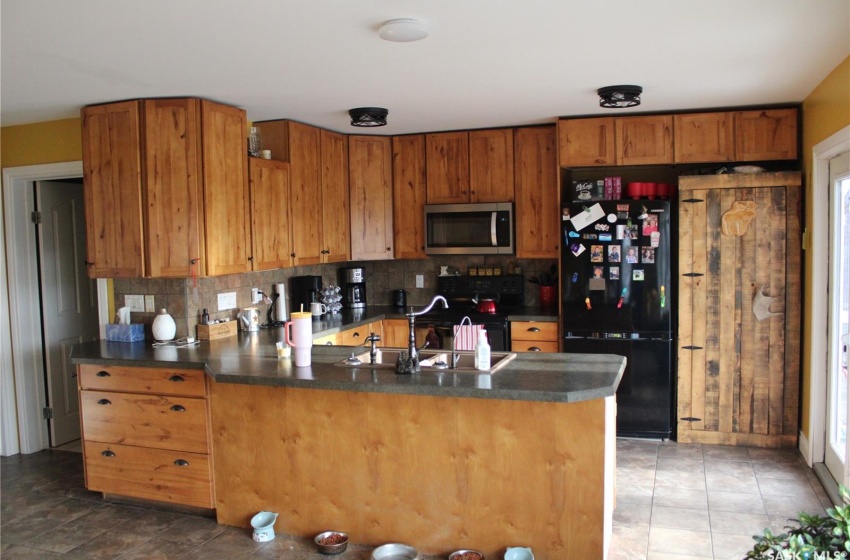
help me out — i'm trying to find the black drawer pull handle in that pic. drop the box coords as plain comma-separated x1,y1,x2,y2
97,399,111,405
528,327,541,333
101,450,115,458
529,347,541,352
174,459,189,467
353,332,360,337
170,404,186,412
168,375,184,382
96,371,111,377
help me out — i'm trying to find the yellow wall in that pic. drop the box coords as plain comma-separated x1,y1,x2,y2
800,56,850,437
0,118,82,169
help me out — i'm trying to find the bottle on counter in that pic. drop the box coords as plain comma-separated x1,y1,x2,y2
475,330,491,371
201,308,210,325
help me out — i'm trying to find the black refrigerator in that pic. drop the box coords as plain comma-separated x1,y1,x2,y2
561,199,675,439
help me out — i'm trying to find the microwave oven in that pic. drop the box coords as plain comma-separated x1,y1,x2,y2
424,203,514,255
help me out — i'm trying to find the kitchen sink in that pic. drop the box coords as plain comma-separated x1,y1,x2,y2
336,348,516,374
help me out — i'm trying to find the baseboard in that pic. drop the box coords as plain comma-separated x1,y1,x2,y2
812,463,841,507
799,430,811,467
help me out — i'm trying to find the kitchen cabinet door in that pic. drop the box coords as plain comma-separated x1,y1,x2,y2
349,136,393,261
287,122,324,266
674,112,735,164
677,171,801,448
392,135,427,259
514,126,558,259
469,128,514,202
249,158,294,270
320,130,351,263
557,117,615,167
142,98,205,278
201,100,251,276
616,115,673,165
734,108,798,161
426,131,470,204
81,100,145,278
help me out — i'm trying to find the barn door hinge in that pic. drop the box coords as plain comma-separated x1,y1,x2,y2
682,272,705,277
42,407,53,420
31,211,41,224
680,417,702,423
682,198,704,203
682,345,704,351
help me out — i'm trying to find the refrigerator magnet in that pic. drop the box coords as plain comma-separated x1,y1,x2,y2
590,245,603,262
589,270,605,291
610,267,620,280
568,230,580,238
608,246,621,262
642,214,659,235
607,213,617,223
562,207,571,221
633,270,645,281
570,203,605,231
650,231,661,248
570,243,586,257
641,247,655,263
625,247,639,263
599,233,612,242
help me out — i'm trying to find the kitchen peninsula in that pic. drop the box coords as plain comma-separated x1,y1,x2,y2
71,321,624,559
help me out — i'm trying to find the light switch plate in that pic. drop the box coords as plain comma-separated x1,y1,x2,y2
415,274,424,288
218,291,237,311
124,295,144,312
144,295,155,313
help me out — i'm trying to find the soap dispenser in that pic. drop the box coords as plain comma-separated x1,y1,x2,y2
475,330,491,371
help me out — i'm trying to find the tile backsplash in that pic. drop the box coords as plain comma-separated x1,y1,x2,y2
113,256,556,339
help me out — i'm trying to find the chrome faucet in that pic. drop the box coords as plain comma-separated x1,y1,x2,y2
452,315,472,369
365,332,381,364
396,295,448,374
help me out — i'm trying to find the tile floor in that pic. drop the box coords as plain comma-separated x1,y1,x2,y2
0,440,835,559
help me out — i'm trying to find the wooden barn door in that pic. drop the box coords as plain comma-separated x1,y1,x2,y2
677,172,801,447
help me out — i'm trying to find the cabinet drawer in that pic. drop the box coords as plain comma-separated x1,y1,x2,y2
81,390,209,453
78,365,206,397
84,441,212,509
511,340,560,353
510,321,558,342
340,321,382,346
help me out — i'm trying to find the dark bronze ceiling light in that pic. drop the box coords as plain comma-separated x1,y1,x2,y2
597,85,643,108
349,107,388,127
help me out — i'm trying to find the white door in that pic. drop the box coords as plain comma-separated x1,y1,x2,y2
36,180,99,446
826,151,850,486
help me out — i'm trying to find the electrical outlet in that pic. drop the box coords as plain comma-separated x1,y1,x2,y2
217,291,237,311
124,295,144,312
251,288,261,304
144,295,155,313
415,274,424,288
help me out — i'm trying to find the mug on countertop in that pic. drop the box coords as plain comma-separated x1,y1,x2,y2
310,302,327,316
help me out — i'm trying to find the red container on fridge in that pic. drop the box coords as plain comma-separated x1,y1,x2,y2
644,182,657,200
627,182,644,199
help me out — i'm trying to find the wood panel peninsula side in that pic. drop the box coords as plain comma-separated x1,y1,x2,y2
70,326,623,560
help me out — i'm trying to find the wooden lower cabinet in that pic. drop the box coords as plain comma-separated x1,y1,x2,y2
340,321,383,346
510,321,559,353
677,172,801,447
381,318,428,348
78,364,214,508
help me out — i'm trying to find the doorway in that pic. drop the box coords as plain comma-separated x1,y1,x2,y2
1,162,109,456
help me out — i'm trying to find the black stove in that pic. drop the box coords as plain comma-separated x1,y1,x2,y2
414,275,524,351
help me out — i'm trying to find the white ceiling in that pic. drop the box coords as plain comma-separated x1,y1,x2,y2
2,0,848,135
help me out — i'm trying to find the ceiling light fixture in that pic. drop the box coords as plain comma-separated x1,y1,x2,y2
349,107,389,127
597,85,643,109
378,18,428,42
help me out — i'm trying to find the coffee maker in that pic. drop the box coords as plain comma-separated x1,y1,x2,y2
289,275,322,314
345,267,366,309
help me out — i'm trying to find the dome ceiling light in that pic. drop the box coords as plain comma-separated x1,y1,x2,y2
378,18,428,42
597,85,643,109
349,107,389,127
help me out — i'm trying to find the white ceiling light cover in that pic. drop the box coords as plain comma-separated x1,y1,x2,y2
378,18,428,42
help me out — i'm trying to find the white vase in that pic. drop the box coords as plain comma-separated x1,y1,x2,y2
152,309,176,342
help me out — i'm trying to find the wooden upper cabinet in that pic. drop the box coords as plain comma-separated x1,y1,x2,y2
249,158,293,270
734,108,798,161
514,126,558,259
469,128,514,202
616,115,673,165
674,112,735,163
320,130,351,263
284,121,323,266
349,136,393,261
426,131,470,204
142,99,204,278
81,100,145,278
557,117,616,167
201,100,251,276
392,135,427,259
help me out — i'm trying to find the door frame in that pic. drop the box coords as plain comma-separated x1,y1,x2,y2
806,125,850,472
1,162,109,456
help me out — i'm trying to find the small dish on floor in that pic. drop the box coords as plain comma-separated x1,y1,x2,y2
372,542,420,560
449,549,485,560
315,531,348,554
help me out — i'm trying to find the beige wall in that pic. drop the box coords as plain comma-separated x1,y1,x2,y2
800,56,850,437
1,118,82,169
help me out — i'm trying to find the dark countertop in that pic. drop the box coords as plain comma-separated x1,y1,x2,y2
71,305,622,405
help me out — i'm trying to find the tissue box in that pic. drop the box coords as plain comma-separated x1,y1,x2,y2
105,324,145,342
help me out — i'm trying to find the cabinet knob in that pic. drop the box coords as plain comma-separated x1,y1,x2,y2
248,256,254,262
387,247,391,252
97,399,111,405
84,261,94,267
96,371,110,378
528,327,541,333
529,346,541,352
168,375,184,383
173,459,189,467
291,253,296,258
101,450,115,458
170,404,186,412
